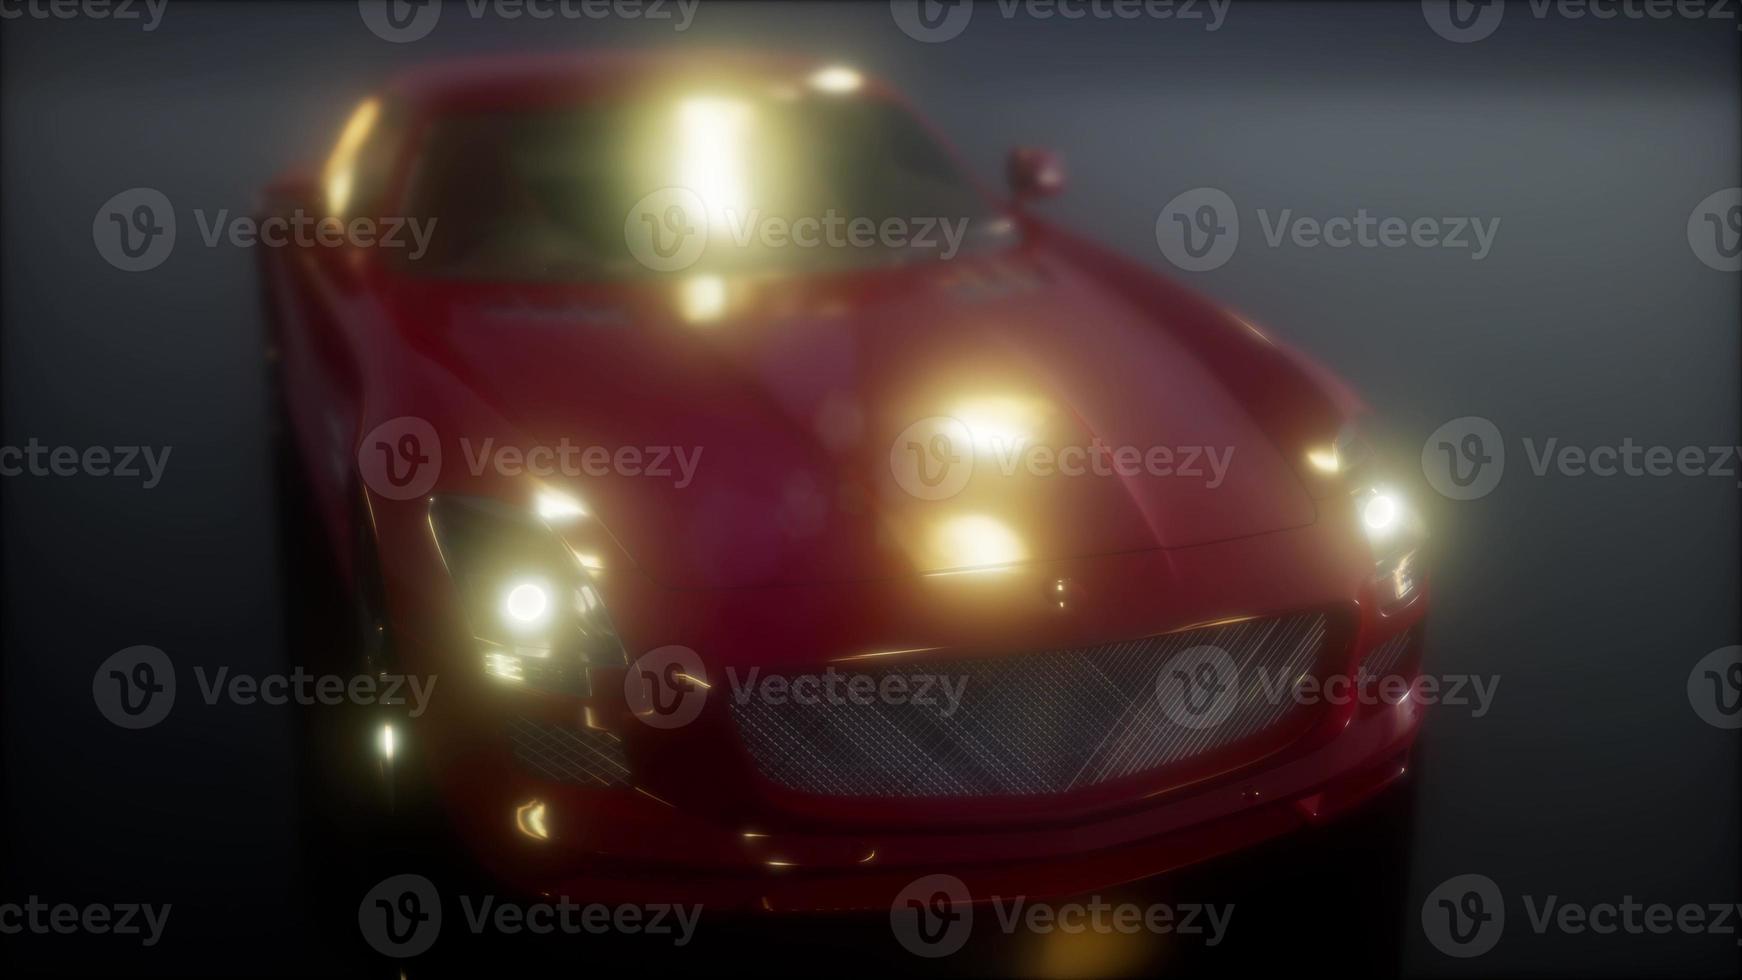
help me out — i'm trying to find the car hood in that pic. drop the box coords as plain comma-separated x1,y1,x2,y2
387,249,1319,589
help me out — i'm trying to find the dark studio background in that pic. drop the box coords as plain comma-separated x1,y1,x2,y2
1,0,1738,976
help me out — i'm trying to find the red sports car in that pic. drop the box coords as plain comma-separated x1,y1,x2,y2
260,52,1427,910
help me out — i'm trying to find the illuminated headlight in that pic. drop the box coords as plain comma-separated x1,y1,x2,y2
1360,489,1403,538
430,495,625,694
1327,418,1425,612
1352,485,1421,611
502,580,553,630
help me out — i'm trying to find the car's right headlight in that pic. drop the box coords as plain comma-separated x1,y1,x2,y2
1323,420,1424,613
428,494,625,694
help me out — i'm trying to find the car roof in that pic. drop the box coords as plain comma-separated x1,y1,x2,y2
383,50,893,113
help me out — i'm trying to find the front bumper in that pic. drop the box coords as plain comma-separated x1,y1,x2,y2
373,497,1428,909
496,684,1419,910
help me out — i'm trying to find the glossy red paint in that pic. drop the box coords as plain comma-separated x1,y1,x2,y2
260,52,1427,908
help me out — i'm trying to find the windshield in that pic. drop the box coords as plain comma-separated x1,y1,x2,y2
397,91,1010,281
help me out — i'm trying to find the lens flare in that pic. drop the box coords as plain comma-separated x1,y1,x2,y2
676,97,753,227
1362,492,1401,533
808,66,863,94
323,97,380,216
534,489,586,523
928,514,1027,572
503,580,551,626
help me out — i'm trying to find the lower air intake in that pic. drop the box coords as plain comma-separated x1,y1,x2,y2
508,714,631,787
732,612,1329,798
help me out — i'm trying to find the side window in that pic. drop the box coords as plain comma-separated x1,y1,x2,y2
323,97,404,219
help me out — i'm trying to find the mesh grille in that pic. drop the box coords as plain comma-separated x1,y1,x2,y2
732,613,1329,798
508,714,631,787
1358,627,1418,682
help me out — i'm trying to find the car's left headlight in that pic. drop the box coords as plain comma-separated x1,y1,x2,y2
428,494,625,694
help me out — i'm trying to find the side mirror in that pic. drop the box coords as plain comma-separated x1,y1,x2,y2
1007,147,1066,202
